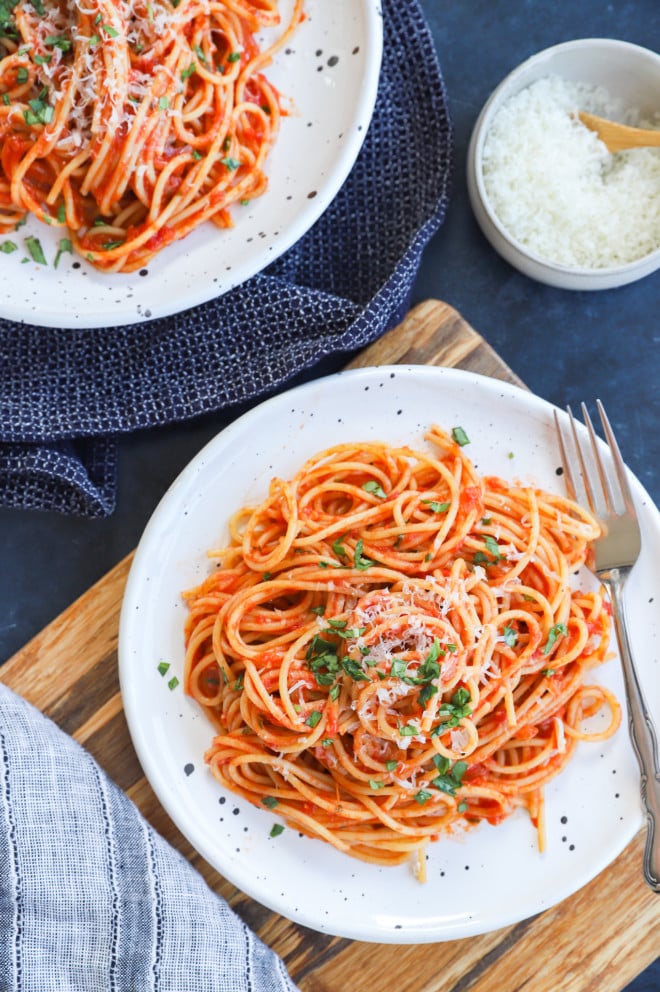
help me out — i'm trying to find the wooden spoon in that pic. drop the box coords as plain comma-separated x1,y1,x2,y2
578,111,660,153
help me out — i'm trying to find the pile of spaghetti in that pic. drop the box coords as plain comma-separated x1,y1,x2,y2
183,425,620,874
0,0,303,271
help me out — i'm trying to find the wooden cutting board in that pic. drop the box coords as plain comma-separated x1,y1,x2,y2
2,299,658,992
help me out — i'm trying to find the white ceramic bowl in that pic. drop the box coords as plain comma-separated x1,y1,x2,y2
467,38,660,290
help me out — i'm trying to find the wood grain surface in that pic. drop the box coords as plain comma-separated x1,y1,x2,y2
2,300,658,992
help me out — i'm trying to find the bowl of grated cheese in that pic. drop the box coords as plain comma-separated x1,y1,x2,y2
467,38,660,290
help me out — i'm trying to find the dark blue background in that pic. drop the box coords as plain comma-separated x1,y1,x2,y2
0,2,658,988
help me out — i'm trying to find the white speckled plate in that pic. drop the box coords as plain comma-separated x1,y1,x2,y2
0,0,382,328
118,366,660,943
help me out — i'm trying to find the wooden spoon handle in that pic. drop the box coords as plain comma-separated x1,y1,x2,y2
578,111,660,153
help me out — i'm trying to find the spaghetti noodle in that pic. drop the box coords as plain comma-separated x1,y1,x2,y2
183,425,620,873
0,0,303,271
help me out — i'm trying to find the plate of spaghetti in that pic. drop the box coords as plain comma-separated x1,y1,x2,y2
0,0,382,326
118,366,660,942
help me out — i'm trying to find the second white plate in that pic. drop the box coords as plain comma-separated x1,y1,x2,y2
0,0,382,328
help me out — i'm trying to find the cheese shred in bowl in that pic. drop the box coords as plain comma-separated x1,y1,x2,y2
481,76,660,269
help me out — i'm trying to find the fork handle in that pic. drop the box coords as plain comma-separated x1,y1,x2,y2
608,570,660,893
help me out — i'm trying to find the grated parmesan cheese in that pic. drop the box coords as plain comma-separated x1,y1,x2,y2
482,75,660,268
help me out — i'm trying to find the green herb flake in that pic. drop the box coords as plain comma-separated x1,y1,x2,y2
44,34,72,51
262,796,278,809
368,779,385,790
502,623,517,648
305,710,322,729
362,479,386,498
451,426,470,447
269,823,285,838
484,535,504,560
385,760,398,772
0,240,17,253
418,682,438,706
340,656,369,683
227,51,241,62
423,499,450,513
158,95,169,110
414,789,432,804
331,535,347,558
181,62,196,80
353,538,377,571
167,675,179,691
53,237,72,268
431,758,468,796
25,236,46,264
542,622,568,655
221,156,241,171
398,723,419,738
542,667,556,677
16,66,29,83
102,23,119,37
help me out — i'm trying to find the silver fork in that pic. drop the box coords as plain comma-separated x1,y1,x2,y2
554,400,660,893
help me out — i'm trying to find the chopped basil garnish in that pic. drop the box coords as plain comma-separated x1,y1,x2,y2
423,499,450,513
353,539,377,570
502,623,517,648
54,238,72,268
542,622,568,655
431,756,467,796
431,687,472,732
340,656,369,682
44,34,72,51
414,789,432,804
362,480,386,498
25,236,46,264
451,426,470,446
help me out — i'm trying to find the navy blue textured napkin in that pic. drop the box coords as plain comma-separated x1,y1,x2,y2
0,0,453,517
0,683,301,992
